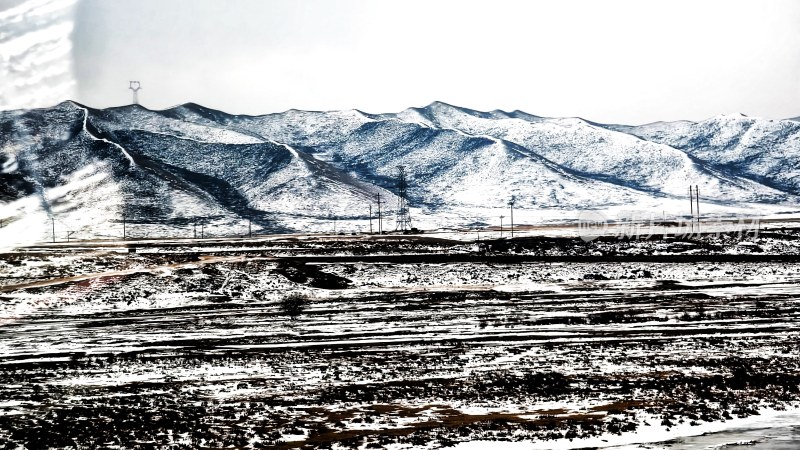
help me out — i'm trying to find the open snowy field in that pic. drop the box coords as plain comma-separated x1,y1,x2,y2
1,232,800,449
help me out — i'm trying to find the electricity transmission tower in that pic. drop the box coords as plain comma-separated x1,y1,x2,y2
129,81,142,104
395,166,412,231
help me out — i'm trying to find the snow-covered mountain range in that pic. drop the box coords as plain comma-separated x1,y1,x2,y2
1,100,799,245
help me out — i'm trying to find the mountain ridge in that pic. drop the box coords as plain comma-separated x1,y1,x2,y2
1,100,799,246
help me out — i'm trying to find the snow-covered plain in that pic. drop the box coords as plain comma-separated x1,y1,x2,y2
1,234,800,449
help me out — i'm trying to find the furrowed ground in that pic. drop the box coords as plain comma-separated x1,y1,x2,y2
1,231,799,449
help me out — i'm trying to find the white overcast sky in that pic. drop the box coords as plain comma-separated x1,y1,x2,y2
5,0,800,123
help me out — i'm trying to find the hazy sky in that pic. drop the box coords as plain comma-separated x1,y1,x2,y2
7,0,800,123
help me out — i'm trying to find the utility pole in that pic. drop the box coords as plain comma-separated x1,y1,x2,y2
689,185,694,233
52,217,55,243
695,185,700,234
369,204,373,234
248,218,252,238
193,222,197,239
200,223,204,239
508,197,516,238
500,215,504,237
376,193,383,234
123,213,127,240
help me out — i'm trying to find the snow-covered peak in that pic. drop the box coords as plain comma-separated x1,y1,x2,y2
56,100,87,110
710,112,749,119
2,100,799,245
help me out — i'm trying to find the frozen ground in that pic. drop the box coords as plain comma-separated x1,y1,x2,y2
0,232,799,448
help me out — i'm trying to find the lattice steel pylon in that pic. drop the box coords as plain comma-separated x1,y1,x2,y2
395,166,412,231
129,81,142,104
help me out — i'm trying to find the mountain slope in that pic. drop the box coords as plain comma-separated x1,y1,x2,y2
0,102,396,245
376,102,787,203
0,102,260,243
294,118,655,211
616,114,800,194
182,101,791,206
2,101,799,246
